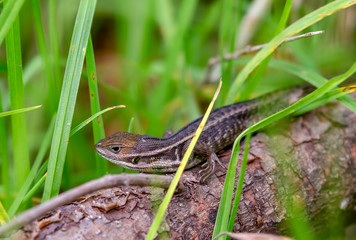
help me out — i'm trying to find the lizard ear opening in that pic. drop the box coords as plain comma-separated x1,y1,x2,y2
131,157,140,164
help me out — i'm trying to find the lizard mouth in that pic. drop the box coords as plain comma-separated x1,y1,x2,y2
95,146,119,161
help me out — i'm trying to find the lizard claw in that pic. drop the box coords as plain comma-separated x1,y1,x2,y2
216,158,226,170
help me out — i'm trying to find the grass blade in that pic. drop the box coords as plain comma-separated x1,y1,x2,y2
4,0,30,189
42,0,97,201
127,117,135,133
0,202,9,225
32,0,59,114
242,63,355,135
48,0,62,94
86,36,108,176
146,81,222,240
154,0,175,45
0,0,26,47
0,105,41,118
268,58,356,113
227,128,252,232
0,91,10,208
292,86,356,116
70,105,125,137
23,174,47,204
225,0,356,104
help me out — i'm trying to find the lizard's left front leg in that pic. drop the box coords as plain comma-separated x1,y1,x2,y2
183,141,220,183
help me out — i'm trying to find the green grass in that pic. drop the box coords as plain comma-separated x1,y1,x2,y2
0,105,41,118
47,0,62,106
86,36,108,177
0,201,9,224
32,0,58,114
0,91,9,209
69,105,125,138
0,0,26,47
4,0,30,190
0,0,355,239
227,126,252,232
42,0,97,201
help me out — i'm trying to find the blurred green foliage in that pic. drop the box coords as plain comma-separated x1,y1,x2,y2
0,0,355,237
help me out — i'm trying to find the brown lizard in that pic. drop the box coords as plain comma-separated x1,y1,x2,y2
95,86,310,183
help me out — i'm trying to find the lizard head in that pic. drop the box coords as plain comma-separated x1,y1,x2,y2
95,131,141,161
95,131,180,173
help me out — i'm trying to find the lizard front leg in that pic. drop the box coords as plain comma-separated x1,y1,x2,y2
182,141,220,183
162,130,174,138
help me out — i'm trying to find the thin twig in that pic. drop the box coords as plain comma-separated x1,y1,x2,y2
205,31,324,83
209,31,324,66
0,174,183,237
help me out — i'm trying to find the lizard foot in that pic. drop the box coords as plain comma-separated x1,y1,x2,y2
198,153,218,183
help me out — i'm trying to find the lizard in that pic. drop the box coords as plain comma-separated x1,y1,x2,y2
95,85,310,183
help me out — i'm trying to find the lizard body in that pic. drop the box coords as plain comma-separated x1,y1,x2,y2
95,86,309,183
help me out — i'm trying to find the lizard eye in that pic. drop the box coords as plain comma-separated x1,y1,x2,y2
111,146,121,153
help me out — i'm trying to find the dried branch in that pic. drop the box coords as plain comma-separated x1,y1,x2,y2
209,31,323,67
0,174,182,236
213,232,292,240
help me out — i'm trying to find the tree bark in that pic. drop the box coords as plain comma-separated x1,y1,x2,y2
12,98,356,240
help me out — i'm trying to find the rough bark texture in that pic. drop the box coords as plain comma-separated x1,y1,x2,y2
12,98,356,240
